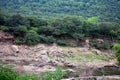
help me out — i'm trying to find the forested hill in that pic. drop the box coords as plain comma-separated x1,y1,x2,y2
0,0,120,22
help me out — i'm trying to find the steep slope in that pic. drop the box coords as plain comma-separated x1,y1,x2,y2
0,0,120,22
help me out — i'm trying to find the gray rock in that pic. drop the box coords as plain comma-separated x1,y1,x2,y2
40,54,50,62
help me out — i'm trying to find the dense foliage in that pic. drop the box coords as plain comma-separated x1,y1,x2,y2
113,44,120,64
0,12,120,47
0,0,120,22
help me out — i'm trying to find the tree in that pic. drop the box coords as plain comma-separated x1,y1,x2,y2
13,26,28,37
24,30,40,45
52,17,84,37
5,14,29,27
27,17,48,27
87,17,99,24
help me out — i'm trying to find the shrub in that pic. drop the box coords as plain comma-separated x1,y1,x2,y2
27,17,48,27
0,26,9,31
24,30,40,45
52,17,84,36
13,26,28,37
14,37,25,45
42,67,68,80
45,36,55,44
0,63,18,80
72,33,85,40
113,44,120,64
30,27,38,32
89,22,120,38
39,35,55,44
57,40,67,46
5,14,29,27
38,26,54,35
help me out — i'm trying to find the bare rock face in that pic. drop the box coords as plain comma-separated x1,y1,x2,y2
11,45,19,53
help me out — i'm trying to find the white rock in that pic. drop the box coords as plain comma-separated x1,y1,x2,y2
11,45,19,53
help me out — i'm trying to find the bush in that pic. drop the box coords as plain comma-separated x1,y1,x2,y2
45,36,55,44
42,67,68,80
89,22,120,38
14,37,25,45
0,63,18,80
0,26,9,31
30,27,38,32
57,40,67,46
27,17,48,27
39,35,55,44
72,33,85,40
38,26,54,35
5,14,29,27
13,26,28,37
52,17,84,36
24,30,40,45
113,44,120,64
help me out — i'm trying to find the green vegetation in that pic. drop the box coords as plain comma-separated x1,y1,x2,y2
16,74,39,80
0,1,120,49
0,11,120,49
113,44,120,64
0,0,120,23
41,67,68,80
64,52,110,63
24,30,40,45
0,63,68,80
0,63,18,80
0,63,39,80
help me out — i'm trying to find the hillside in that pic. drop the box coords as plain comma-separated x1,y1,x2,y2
0,0,120,79
0,0,120,22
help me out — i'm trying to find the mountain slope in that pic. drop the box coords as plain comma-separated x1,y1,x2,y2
0,0,120,22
